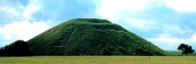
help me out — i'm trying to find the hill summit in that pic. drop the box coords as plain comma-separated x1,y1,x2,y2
28,18,167,55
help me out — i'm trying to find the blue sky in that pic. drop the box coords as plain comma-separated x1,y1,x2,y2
0,0,196,50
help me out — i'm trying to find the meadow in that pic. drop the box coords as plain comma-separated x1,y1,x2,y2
0,56,195,64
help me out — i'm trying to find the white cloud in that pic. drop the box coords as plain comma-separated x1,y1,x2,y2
125,19,155,30
95,0,196,22
146,24,196,50
162,25,194,35
0,21,50,41
0,3,24,16
149,33,196,49
96,0,156,20
95,0,159,30
189,34,196,43
148,33,186,46
0,6,20,16
163,0,196,12
0,0,40,19
22,0,40,19
0,0,50,47
148,32,196,50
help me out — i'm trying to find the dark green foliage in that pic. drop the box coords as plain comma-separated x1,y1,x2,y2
28,18,167,55
178,43,195,56
0,40,31,56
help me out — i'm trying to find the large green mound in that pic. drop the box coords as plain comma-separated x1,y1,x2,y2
28,18,167,55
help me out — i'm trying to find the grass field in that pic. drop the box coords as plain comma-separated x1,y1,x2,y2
166,50,196,56
0,56,196,64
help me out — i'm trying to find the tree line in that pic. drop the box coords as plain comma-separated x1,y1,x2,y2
0,40,195,56
0,40,31,56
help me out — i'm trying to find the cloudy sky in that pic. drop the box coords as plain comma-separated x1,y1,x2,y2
1,0,196,50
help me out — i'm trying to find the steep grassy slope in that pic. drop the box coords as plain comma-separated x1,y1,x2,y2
28,18,167,55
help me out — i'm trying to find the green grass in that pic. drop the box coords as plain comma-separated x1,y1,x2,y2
166,50,196,56
28,18,167,55
0,56,195,64
166,50,182,56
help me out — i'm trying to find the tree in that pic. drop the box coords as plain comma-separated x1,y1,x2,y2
0,40,31,56
178,43,195,56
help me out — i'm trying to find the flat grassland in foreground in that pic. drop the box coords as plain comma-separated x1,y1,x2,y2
0,56,195,64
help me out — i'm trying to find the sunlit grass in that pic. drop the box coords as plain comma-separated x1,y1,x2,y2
0,56,195,64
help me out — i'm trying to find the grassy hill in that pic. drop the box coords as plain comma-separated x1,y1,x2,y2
27,18,167,55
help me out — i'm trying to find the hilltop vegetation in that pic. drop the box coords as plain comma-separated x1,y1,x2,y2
28,18,167,55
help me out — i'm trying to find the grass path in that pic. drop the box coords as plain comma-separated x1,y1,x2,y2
0,56,195,64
